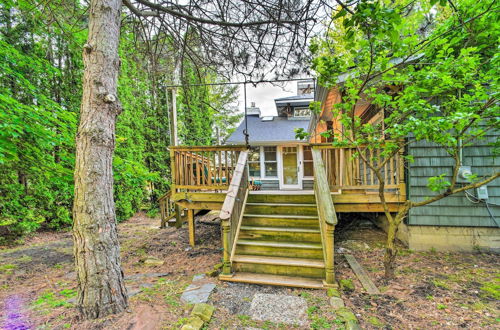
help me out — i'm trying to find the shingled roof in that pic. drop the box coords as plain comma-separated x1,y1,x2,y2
225,115,310,144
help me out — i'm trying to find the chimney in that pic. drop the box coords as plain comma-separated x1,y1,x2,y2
246,101,261,117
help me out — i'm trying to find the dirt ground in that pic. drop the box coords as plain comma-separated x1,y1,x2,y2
0,212,498,329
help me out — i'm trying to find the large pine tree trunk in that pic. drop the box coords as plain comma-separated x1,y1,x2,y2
72,0,128,319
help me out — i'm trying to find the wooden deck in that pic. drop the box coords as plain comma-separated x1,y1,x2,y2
158,144,406,288
160,144,406,245
162,144,406,219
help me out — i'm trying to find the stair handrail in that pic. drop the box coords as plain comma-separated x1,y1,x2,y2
312,147,338,286
219,150,249,276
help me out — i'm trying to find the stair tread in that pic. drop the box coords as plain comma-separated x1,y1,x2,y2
222,272,324,289
237,240,322,249
246,202,316,206
233,255,325,268
243,214,318,219
240,226,320,233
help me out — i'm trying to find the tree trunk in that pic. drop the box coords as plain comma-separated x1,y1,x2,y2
383,204,410,279
72,0,128,319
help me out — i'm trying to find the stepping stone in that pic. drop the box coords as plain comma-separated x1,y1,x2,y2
181,283,216,304
249,294,308,326
143,257,164,266
181,275,216,304
329,297,345,309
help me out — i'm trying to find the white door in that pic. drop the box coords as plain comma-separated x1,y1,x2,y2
280,146,301,189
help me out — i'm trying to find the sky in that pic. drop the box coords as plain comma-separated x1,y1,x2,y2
235,81,298,117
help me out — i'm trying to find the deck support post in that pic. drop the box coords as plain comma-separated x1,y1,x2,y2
174,205,182,228
221,220,232,275
323,223,336,287
187,209,195,247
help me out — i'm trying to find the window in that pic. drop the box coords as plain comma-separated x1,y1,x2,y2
263,146,277,177
294,107,311,118
248,147,261,177
303,146,314,177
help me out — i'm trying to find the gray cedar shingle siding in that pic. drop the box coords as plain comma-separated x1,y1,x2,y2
408,131,500,227
303,179,314,190
260,180,280,190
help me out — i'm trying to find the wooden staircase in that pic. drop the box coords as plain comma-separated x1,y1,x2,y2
220,193,327,289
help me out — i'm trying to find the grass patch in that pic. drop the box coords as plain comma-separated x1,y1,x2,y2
17,255,32,263
0,264,16,274
368,316,384,327
397,249,413,256
479,277,500,300
306,303,339,329
432,279,451,290
436,304,447,310
237,314,256,327
136,278,186,311
34,290,74,309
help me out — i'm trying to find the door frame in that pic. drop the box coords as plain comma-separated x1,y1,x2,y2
278,144,302,190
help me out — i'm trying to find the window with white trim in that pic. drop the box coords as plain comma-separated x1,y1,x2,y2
248,147,261,177
294,107,311,118
263,146,277,177
303,146,314,177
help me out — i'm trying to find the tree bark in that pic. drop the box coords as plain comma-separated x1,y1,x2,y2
72,0,128,319
383,203,410,279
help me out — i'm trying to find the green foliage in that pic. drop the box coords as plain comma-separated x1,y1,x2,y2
0,1,78,238
0,1,240,238
311,0,499,206
479,276,500,300
34,289,75,309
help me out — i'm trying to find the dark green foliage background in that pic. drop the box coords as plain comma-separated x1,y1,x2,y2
0,0,239,241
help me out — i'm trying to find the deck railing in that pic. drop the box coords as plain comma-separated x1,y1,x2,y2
219,150,249,276
311,148,337,286
313,144,405,192
170,145,247,191
158,190,176,228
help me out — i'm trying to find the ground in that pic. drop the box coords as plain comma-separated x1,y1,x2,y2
0,212,498,329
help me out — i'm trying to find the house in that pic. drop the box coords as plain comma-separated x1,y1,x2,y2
160,80,406,289
225,81,315,190
312,85,500,253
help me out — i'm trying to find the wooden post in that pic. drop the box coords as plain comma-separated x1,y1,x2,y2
324,223,336,286
170,148,182,228
167,87,178,146
187,209,195,247
221,220,232,275
312,148,338,288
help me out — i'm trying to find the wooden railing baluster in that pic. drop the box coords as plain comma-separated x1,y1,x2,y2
169,145,247,192
309,143,405,194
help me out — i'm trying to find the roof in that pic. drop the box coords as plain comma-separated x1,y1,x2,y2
274,94,314,102
274,94,314,107
226,115,310,144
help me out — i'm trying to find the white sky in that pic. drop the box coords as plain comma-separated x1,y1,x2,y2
236,81,298,117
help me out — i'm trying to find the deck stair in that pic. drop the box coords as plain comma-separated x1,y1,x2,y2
222,193,326,289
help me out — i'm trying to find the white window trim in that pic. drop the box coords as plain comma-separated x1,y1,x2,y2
262,146,278,179
293,107,311,118
247,147,261,179
302,145,314,180
278,144,303,190
247,146,279,180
